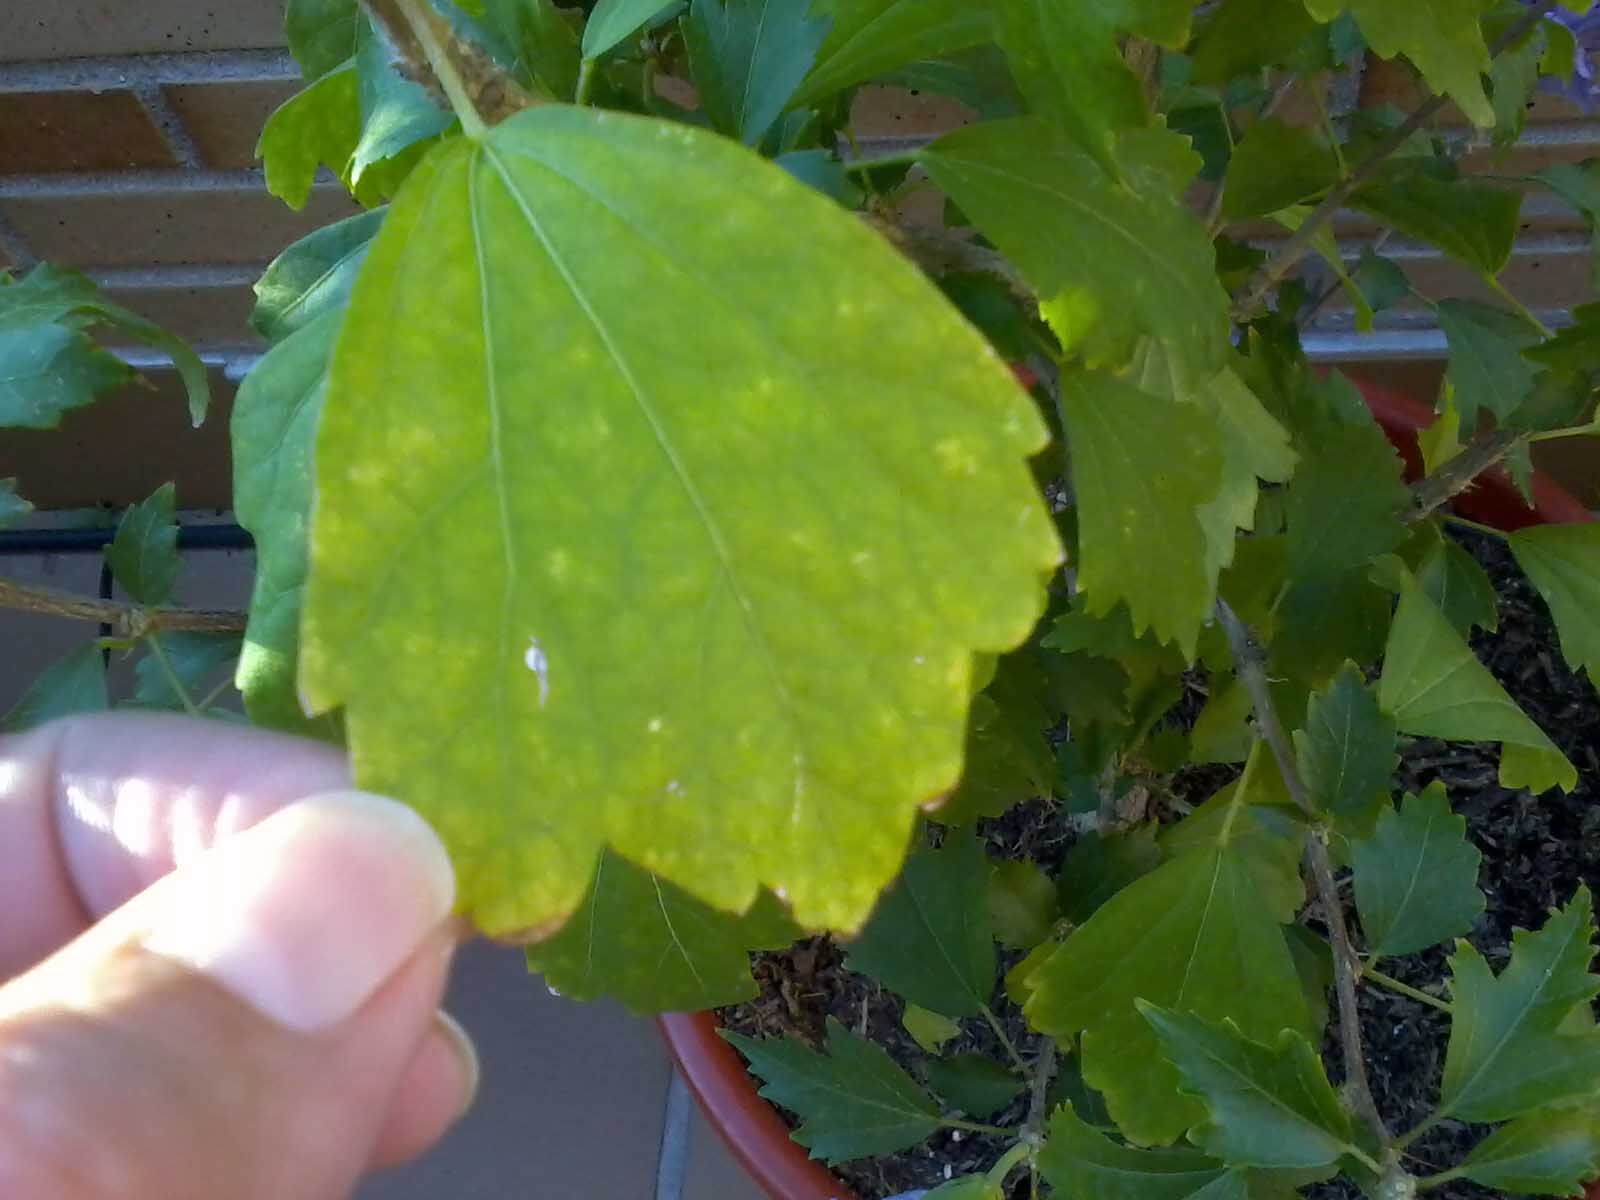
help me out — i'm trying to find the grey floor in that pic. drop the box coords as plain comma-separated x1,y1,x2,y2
1,545,765,1200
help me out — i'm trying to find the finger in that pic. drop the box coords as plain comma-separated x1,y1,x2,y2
0,713,349,976
0,791,475,1200
367,1011,481,1171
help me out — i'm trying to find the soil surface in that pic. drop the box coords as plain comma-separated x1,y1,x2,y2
719,531,1600,1199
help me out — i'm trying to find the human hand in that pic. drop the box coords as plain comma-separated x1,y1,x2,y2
0,712,477,1199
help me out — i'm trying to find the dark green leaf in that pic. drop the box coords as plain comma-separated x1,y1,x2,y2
0,479,29,529
350,17,454,180
232,311,341,740
1442,887,1600,1122
1418,535,1499,635
1488,18,1546,145
988,858,1058,949
2,644,108,732
1438,299,1540,430
1539,159,1600,226
1190,0,1326,85
925,1052,1024,1118
482,0,582,99
526,850,797,1013
1039,1104,1248,1199
1524,304,1600,376
1056,826,1163,925
133,632,243,709
722,1018,943,1163
937,655,1055,825
846,830,996,1018
1351,248,1411,319
582,0,676,59
1222,119,1338,221
1142,1006,1352,1171
921,119,1231,390
1351,782,1484,957
686,0,827,145
1285,924,1333,1032
1379,575,1576,793
1544,14,1580,82
775,150,864,207
1454,1106,1600,1195
1509,523,1600,687
251,209,384,344
1285,419,1409,584
285,0,358,79
106,483,180,607
792,0,996,107
1352,170,1522,278
1293,662,1396,824
880,47,1025,119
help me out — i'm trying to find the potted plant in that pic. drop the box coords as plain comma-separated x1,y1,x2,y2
3,0,1600,1197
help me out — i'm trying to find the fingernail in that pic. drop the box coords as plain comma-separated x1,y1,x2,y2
142,791,456,1032
434,1009,481,1119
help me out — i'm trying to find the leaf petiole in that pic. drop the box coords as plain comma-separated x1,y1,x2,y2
985,1141,1032,1186
945,1117,1023,1138
144,631,201,717
1443,513,1510,543
979,1002,1030,1076
1362,964,1452,1014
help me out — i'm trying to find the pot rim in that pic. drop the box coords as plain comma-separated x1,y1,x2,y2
658,379,1596,1200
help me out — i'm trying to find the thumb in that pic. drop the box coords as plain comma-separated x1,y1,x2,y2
0,791,473,1200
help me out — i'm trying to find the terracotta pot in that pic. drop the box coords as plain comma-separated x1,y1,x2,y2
659,378,1595,1200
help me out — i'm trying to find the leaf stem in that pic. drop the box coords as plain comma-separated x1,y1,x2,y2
575,56,598,106
1442,513,1510,543
1529,421,1600,443
1229,0,1560,323
979,1001,1029,1077
1486,274,1555,338
1214,598,1391,1148
144,631,201,717
1362,965,1452,1014
0,575,246,636
393,0,488,138
986,1140,1033,1187
945,1118,1022,1138
844,150,921,176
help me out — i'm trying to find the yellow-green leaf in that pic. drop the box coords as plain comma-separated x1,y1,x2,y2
302,107,1059,938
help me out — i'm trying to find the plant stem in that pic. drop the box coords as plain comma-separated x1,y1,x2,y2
986,1141,1033,1188
980,1001,1030,1077
1442,513,1510,543
1215,598,1391,1147
1406,429,1525,524
145,632,201,717
1363,965,1452,1014
1230,0,1560,323
575,56,598,106
393,0,487,137
1486,274,1555,338
945,1118,1022,1138
0,576,246,636
1529,420,1600,443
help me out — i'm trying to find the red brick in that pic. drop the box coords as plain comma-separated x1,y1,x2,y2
853,86,976,142
98,279,262,350
0,90,177,174
163,78,300,171
0,2,285,62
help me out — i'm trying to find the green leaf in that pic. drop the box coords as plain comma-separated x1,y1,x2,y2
1437,300,1540,430
938,651,1054,825
1141,1006,1352,1171
1489,16,1547,145
301,106,1059,937
1191,367,1297,584
1190,0,1326,84
903,1003,963,1054
722,1018,943,1163
1442,887,1600,1122
285,0,358,79
1285,414,1409,587
1221,120,1338,222
925,1052,1024,1118
987,858,1058,949
1351,782,1484,957
1351,248,1411,323
1418,535,1499,635
259,64,361,210
482,0,582,99
1293,662,1396,824
924,1177,1003,1200
1024,840,1311,1145
1285,924,1334,1032
1379,575,1577,793
133,632,243,709
920,119,1230,388
525,850,796,1013
846,830,996,1018
2,644,108,732
350,17,454,181
1303,0,1494,126
1454,1106,1600,1196
1351,168,1522,278
1056,370,1224,657
582,0,675,59
685,0,827,146
232,311,342,740
1038,1103,1249,1199
0,264,208,426
0,479,29,529
791,0,996,107
105,483,180,607
996,0,1191,179
251,209,384,344
1509,523,1600,687
775,150,865,207
1057,826,1164,925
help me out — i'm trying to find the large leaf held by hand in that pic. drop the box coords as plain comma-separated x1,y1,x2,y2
846,829,996,1018
1038,1104,1247,1199
1379,576,1575,793
302,107,1059,938
723,1018,943,1163
1509,523,1600,687
1442,887,1600,1122
526,850,797,1013
1351,782,1484,958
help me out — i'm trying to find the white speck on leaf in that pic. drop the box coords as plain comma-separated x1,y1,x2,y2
666,779,683,796
648,717,663,733
524,637,550,706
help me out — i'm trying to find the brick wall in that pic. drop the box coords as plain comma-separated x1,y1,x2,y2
0,8,1595,509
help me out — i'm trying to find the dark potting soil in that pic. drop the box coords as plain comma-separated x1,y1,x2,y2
720,530,1600,1200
